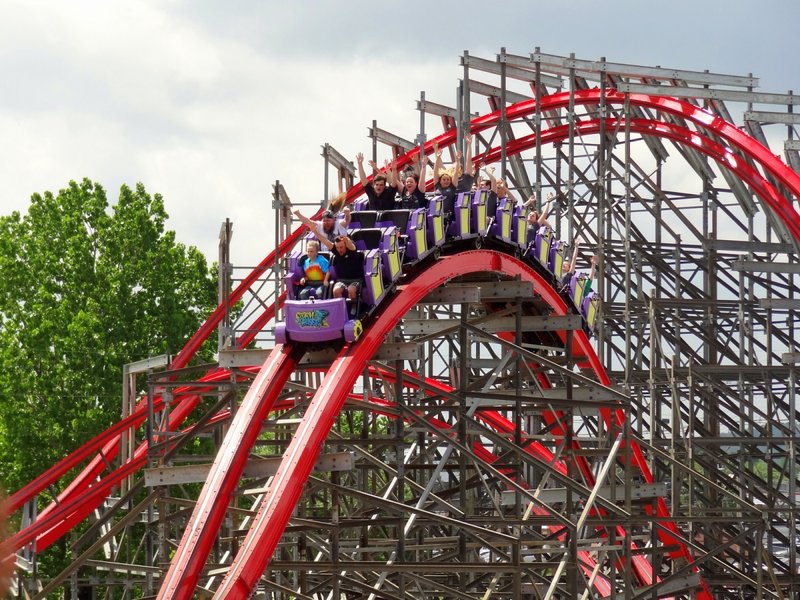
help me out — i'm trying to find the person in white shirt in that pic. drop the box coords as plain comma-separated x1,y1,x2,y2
293,208,349,243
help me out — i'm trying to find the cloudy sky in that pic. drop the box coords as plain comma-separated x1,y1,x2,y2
1,0,797,266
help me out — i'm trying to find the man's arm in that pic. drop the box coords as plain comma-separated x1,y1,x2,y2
295,210,339,246
538,192,555,225
568,237,582,273
343,236,357,251
293,209,315,229
432,140,443,186
463,132,475,176
315,233,334,250
386,159,401,192
481,164,497,193
356,152,368,188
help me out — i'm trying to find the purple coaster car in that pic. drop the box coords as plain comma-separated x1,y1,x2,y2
276,299,362,344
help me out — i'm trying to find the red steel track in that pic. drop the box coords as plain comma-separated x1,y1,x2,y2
7,88,800,597
208,251,618,599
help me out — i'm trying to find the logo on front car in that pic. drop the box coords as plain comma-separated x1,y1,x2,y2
295,309,330,329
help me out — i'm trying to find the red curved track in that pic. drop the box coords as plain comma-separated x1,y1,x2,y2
209,251,614,599
8,88,800,597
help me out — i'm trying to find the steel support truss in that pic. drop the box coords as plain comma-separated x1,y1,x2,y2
11,49,800,600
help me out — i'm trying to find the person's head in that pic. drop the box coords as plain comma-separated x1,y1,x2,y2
478,178,492,191
439,169,453,188
527,210,540,224
373,174,388,194
321,210,335,231
496,178,508,196
306,240,320,256
404,173,419,193
333,236,347,254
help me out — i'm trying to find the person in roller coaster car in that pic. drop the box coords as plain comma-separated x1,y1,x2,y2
395,172,427,209
477,163,498,216
524,191,556,230
432,139,458,213
432,133,476,204
294,239,329,300
356,152,396,211
293,205,349,243
456,132,476,193
561,245,597,297
584,254,598,294
494,176,516,204
560,236,583,290
391,153,428,209
318,235,365,315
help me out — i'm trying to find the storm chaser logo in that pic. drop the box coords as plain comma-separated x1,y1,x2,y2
294,309,330,329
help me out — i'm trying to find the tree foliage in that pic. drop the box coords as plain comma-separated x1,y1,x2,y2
0,179,217,493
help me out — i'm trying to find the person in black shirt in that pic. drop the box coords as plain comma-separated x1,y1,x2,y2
433,133,476,197
456,132,476,192
389,153,427,209
319,235,365,301
356,152,396,211
525,192,555,230
431,139,458,213
395,172,427,209
435,172,457,213
477,164,499,220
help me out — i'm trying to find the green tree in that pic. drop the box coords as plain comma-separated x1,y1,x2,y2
0,179,217,493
